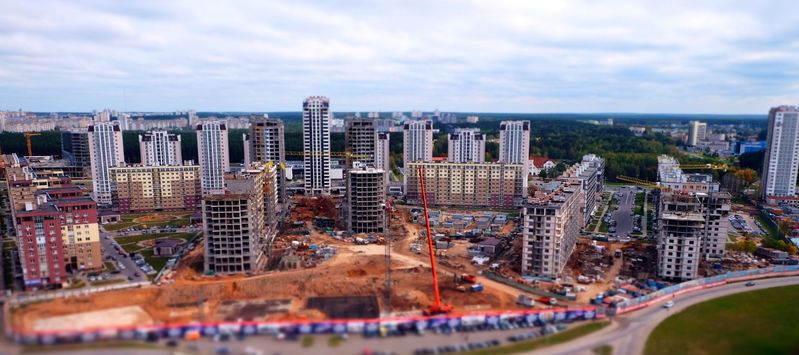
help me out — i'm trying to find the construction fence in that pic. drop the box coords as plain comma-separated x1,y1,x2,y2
7,307,601,346
614,264,799,315
481,271,577,301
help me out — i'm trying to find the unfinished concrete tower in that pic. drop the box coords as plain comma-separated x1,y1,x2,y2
346,162,386,234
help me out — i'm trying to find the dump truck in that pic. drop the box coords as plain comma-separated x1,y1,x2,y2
537,297,558,306
516,295,536,307
461,274,477,283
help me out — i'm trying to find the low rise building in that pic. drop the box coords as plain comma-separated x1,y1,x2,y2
110,165,201,213
405,161,526,208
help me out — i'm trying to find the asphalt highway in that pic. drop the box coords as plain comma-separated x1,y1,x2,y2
531,275,799,355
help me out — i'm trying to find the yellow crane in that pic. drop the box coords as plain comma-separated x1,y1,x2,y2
617,163,739,190
24,132,41,156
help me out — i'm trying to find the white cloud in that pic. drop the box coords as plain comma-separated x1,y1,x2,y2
0,0,796,113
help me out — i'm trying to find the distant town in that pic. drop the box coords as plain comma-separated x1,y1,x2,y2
0,102,797,354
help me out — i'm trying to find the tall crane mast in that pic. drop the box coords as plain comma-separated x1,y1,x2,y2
419,166,453,316
24,132,41,156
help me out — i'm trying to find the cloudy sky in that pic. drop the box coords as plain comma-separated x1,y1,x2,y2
1,1,797,113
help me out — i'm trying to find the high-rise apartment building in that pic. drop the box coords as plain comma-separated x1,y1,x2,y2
521,179,585,278
687,120,707,146
61,131,91,168
139,131,183,166
761,106,799,201
499,121,530,164
247,116,286,201
560,154,605,226
15,186,102,290
346,162,386,234
303,96,332,195
202,163,277,274
375,132,390,174
345,118,377,166
656,191,731,281
403,120,433,185
405,161,526,208
110,165,201,213
88,122,125,205
196,121,230,195
448,128,485,163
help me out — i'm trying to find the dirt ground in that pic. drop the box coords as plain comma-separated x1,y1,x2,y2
32,306,152,332
11,243,521,332
11,202,552,332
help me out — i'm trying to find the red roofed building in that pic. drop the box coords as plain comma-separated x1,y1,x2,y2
528,156,556,176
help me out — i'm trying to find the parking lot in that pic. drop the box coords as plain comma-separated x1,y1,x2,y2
600,187,641,240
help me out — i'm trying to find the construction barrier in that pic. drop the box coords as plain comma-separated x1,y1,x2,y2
615,265,799,314
7,281,150,306
7,306,601,346
481,271,577,301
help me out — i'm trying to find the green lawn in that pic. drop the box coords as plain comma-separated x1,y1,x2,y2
103,261,117,272
598,221,609,233
115,232,194,272
102,213,192,232
464,321,610,355
102,221,139,232
115,232,195,246
645,285,799,355
138,248,170,273
754,214,779,240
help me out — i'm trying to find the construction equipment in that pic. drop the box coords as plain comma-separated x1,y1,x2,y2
384,199,392,313
24,132,41,156
617,163,738,190
418,166,453,316
616,175,660,189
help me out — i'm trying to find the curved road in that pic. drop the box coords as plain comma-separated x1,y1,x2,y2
531,276,799,355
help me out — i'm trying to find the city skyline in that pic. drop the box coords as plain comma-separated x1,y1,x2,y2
1,1,798,114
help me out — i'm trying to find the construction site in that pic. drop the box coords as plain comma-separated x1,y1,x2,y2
7,162,777,336
8,187,538,334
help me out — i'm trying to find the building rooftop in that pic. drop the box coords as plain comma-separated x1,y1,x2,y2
477,237,502,247
155,239,180,248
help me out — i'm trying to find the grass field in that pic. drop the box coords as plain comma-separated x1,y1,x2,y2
464,321,610,355
754,214,779,239
115,232,195,247
103,213,192,232
645,285,799,355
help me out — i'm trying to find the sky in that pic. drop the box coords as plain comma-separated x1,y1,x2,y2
0,1,797,114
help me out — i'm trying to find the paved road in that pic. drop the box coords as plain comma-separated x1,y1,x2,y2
531,276,799,355
611,187,636,238
99,230,147,283
38,323,568,355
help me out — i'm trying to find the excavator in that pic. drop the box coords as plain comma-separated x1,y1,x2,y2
418,166,454,316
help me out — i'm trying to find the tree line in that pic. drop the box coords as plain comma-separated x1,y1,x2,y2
0,120,719,182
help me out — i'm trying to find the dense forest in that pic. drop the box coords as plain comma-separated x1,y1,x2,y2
0,119,734,182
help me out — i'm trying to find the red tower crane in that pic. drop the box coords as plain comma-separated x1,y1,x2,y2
418,166,453,316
